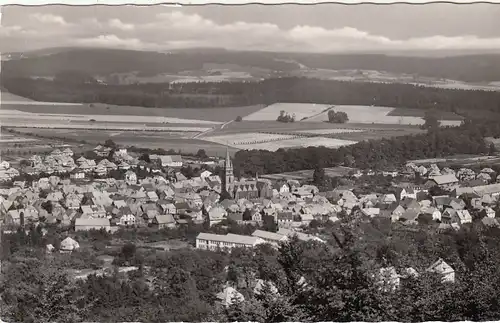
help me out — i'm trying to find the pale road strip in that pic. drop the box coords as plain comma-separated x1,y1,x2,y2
192,120,234,139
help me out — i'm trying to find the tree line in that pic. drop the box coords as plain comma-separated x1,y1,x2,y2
233,119,500,176
4,76,500,117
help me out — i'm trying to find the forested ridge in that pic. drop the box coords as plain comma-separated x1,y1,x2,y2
3,76,500,115
234,119,500,176
3,47,500,82
3,217,500,322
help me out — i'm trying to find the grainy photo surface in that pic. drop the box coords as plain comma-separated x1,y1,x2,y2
1,3,500,322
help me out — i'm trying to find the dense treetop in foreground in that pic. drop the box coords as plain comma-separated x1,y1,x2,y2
3,216,500,322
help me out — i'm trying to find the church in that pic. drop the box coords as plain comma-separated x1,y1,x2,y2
223,149,271,200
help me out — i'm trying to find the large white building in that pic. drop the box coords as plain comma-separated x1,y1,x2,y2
251,229,289,247
196,232,265,251
150,155,183,168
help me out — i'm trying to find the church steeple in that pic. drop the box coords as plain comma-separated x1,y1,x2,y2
224,147,235,196
225,146,232,169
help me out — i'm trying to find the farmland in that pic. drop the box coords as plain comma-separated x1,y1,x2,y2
0,129,90,160
305,105,463,126
291,68,500,92
387,107,464,120
202,132,357,151
2,101,265,123
0,90,460,154
259,166,357,181
243,103,332,121
10,128,237,157
242,103,463,126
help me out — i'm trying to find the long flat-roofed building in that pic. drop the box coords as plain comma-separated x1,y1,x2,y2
196,232,265,251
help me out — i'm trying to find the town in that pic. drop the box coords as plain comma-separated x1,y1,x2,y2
3,140,500,285
3,3,500,323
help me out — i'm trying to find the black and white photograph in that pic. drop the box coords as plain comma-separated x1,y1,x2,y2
1,2,500,322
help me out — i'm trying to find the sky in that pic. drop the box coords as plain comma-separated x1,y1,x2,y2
1,4,500,53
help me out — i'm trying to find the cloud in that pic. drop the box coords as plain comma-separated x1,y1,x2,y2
2,10,500,53
30,13,68,26
75,34,146,49
108,19,135,31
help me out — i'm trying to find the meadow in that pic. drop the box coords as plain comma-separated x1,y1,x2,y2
387,107,464,120
243,103,332,121
260,166,357,181
0,107,220,125
11,128,236,157
3,102,263,123
305,104,463,126
202,132,357,151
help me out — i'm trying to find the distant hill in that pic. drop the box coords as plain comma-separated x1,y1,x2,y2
2,47,500,83
0,47,297,78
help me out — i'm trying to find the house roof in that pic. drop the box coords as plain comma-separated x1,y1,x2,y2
430,174,459,185
75,217,110,226
252,229,287,242
196,232,262,245
155,214,175,224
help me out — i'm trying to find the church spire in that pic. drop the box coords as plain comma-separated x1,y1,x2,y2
225,146,232,168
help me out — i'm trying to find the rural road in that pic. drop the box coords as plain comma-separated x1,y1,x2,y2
192,120,234,139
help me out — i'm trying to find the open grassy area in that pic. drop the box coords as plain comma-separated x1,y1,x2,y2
0,90,34,102
11,128,235,157
243,103,331,121
306,105,463,126
3,101,264,122
260,166,357,181
387,107,464,120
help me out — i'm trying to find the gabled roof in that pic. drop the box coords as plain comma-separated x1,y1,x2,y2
197,232,262,245
75,217,110,226
252,229,287,242
155,214,175,224
430,174,459,185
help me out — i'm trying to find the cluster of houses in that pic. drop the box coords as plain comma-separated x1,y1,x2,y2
2,146,500,238
1,147,345,234
10,146,188,180
0,159,20,182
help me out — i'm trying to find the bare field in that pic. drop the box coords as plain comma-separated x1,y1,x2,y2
202,132,357,151
305,105,462,126
3,102,264,122
329,128,425,141
220,120,422,134
0,107,220,125
243,103,332,121
0,91,34,102
260,166,357,181
12,128,235,157
388,108,464,120
293,129,365,135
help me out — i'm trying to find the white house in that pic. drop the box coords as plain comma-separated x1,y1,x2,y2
60,237,80,253
216,286,245,307
125,171,137,185
376,267,401,291
0,160,11,170
151,155,183,168
200,170,212,179
196,232,265,251
427,258,455,283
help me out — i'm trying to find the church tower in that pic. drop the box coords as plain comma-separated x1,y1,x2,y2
224,147,235,196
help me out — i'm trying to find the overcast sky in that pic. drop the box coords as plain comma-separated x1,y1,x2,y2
1,4,500,53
